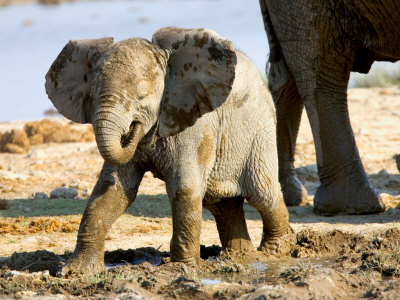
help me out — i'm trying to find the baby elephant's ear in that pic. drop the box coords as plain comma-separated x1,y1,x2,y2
152,27,237,137
45,38,114,124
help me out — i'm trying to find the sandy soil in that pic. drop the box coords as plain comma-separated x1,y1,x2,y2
0,87,400,299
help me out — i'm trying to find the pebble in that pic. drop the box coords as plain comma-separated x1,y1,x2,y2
50,187,78,199
81,188,91,198
386,207,399,216
34,192,48,200
378,169,390,178
293,206,313,216
296,164,318,175
26,150,46,159
0,199,9,210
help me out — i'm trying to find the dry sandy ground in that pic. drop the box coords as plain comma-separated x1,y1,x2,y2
0,87,400,299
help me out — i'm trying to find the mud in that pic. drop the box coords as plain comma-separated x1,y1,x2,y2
0,229,399,299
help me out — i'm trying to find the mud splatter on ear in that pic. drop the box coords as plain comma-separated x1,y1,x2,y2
152,27,237,137
45,38,114,124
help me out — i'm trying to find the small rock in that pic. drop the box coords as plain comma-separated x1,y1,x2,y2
296,164,318,175
50,187,78,199
34,192,48,200
0,199,9,210
27,150,46,159
293,206,313,216
141,280,153,289
378,169,390,178
81,188,91,198
386,207,399,216
396,154,400,173
4,270,22,278
22,207,31,213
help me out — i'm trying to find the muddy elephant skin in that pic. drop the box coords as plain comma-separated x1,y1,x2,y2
259,0,400,215
45,27,294,275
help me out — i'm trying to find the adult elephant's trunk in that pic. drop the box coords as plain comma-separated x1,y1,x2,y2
94,108,145,166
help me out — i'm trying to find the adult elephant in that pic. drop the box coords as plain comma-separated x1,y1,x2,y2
259,0,400,215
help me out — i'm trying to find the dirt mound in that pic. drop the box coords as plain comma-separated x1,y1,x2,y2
292,229,366,258
24,119,94,145
0,119,94,153
0,217,80,235
0,129,30,153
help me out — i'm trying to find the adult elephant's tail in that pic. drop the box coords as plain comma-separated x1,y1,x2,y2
259,0,281,64
258,0,289,94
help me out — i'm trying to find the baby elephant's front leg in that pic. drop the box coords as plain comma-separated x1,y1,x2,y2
61,163,143,275
170,186,203,265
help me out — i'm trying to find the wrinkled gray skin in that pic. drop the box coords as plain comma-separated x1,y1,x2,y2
259,0,400,215
45,27,294,275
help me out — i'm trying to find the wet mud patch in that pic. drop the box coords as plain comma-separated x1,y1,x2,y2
0,229,399,298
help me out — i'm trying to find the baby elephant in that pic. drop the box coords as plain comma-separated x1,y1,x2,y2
45,27,294,275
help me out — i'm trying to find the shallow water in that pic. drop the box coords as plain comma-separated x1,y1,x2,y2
1,0,398,122
248,257,336,286
0,0,267,122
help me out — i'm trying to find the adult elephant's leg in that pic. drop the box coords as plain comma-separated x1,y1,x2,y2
61,162,144,275
296,55,384,215
204,197,254,253
271,69,308,206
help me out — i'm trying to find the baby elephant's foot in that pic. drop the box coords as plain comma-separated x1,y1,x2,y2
258,227,296,257
59,250,105,276
170,253,201,266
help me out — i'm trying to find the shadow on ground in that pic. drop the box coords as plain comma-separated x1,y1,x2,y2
1,192,400,225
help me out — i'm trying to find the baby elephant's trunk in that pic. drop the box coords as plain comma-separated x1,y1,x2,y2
93,108,144,166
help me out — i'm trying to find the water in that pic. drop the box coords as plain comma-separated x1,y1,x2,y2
204,257,336,286
248,257,335,286
0,0,398,122
0,0,268,122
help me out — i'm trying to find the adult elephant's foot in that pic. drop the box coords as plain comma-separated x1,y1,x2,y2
280,174,308,206
258,226,296,257
313,177,385,215
59,248,105,276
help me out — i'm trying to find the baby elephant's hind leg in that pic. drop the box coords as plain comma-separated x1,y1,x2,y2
255,194,295,256
204,197,254,253
247,188,295,256
246,138,296,256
